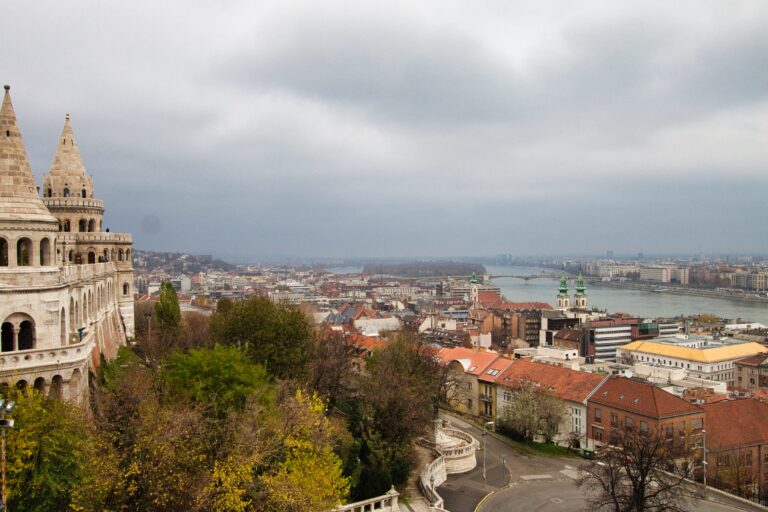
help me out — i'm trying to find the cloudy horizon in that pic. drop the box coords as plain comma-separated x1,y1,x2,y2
4,1,768,259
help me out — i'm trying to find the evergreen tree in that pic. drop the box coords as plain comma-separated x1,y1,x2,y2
155,280,182,332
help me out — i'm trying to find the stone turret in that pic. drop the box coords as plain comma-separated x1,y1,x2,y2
0,85,59,268
0,85,59,226
43,114,104,234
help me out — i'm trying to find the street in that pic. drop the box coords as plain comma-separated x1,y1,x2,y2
438,413,762,512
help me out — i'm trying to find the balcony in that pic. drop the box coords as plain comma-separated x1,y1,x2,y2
0,335,94,374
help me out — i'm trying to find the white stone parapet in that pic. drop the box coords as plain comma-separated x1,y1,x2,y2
43,198,104,209
0,262,119,290
57,232,132,243
0,334,94,373
336,487,400,512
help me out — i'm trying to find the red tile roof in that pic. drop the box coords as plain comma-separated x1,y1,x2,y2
496,359,606,403
477,291,502,306
478,357,515,383
701,399,768,450
735,353,768,367
493,302,553,311
436,347,501,376
589,376,703,419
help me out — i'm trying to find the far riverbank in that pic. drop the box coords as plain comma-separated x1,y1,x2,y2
590,280,768,305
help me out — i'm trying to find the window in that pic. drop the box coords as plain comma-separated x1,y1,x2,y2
503,391,512,402
691,418,703,430
610,430,619,445
665,424,673,440
593,427,603,442
610,413,618,427
466,399,472,409
595,408,602,424
640,421,648,434
625,417,634,431
16,238,32,266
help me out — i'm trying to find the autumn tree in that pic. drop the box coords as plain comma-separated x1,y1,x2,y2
210,296,314,380
497,383,567,443
262,390,350,512
578,427,698,512
306,330,355,410
4,388,91,512
351,334,445,498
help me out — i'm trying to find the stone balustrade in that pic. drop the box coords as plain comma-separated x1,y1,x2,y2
58,232,132,243
0,335,94,373
439,426,478,474
336,487,399,512
0,262,120,290
43,198,104,209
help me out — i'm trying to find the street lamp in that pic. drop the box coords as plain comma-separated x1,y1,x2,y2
144,312,152,346
0,398,16,512
701,429,707,491
483,421,494,487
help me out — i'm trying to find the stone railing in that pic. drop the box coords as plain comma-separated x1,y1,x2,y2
440,427,478,474
43,198,104,209
0,335,94,373
336,487,399,512
57,232,132,243
0,262,120,291
419,454,448,510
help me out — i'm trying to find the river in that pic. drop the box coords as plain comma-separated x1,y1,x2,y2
486,265,768,324
326,265,768,324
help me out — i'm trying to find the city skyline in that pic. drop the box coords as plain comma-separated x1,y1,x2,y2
4,0,768,258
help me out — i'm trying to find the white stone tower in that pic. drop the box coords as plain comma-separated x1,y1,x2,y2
0,84,134,403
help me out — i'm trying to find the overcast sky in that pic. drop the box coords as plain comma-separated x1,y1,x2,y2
4,1,768,260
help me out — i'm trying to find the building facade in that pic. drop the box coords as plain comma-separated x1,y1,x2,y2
0,85,134,403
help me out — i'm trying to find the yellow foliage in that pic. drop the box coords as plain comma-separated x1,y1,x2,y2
262,389,350,512
205,456,255,512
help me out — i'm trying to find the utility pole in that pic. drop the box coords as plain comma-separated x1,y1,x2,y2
483,421,494,487
0,399,16,512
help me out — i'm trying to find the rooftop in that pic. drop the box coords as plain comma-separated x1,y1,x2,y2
619,340,766,363
589,376,703,419
497,358,606,403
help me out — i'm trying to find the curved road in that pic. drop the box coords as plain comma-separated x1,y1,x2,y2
438,413,761,512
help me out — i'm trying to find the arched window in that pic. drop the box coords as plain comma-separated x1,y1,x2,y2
63,187,69,197
63,219,70,232
60,307,66,346
50,375,63,400
1,323,13,352
118,249,124,261
126,249,131,261
88,219,95,232
81,189,87,198
88,251,96,264
34,377,46,394
0,238,7,266
47,188,52,197
16,238,32,266
69,298,75,333
40,238,51,266
68,249,74,262
79,219,87,232
123,283,130,296
18,320,35,350
103,249,109,261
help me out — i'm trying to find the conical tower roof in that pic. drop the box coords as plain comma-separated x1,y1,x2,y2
0,85,58,223
48,113,87,177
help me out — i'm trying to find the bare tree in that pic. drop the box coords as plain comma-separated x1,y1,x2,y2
712,448,757,500
578,427,698,512
306,331,355,410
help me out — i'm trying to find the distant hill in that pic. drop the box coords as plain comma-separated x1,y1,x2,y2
362,261,485,277
134,250,236,274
